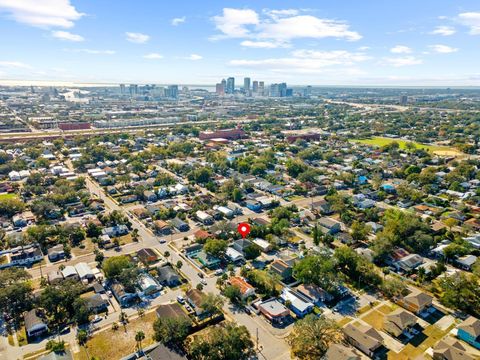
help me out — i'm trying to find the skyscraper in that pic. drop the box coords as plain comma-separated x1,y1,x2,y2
129,84,138,96
167,85,179,99
119,84,125,94
252,81,258,93
216,82,225,95
259,81,265,95
243,77,251,92
226,77,235,94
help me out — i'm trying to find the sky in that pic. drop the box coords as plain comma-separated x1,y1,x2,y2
1,0,480,86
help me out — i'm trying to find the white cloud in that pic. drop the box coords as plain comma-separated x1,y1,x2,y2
171,16,186,26
212,8,361,43
390,45,412,54
240,40,287,48
230,49,369,73
184,54,202,60
430,26,456,36
143,53,163,59
125,32,150,44
383,56,422,67
0,0,84,28
428,44,458,53
212,8,259,39
258,15,362,41
0,61,31,68
458,12,480,34
66,48,115,55
51,30,84,42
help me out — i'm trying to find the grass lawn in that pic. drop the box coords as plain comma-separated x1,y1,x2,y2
350,137,462,155
116,233,134,246
357,301,379,315
0,193,17,200
16,326,27,346
74,311,157,360
361,310,386,330
377,303,395,315
8,333,14,346
71,238,96,257
391,323,454,360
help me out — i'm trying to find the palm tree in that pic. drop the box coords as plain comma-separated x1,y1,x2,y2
76,329,89,359
135,330,145,352
119,311,128,332
164,251,170,262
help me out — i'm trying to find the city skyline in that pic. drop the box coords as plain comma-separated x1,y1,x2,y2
1,1,480,85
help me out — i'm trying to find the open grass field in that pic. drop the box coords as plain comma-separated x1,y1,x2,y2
74,311,157,360
0,193,18,200
350,137,463,156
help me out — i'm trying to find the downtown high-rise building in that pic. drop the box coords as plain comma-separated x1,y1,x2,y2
258,81,265,95
216,82,225,95
243,77,251,92
226,77,235,94
166,85,179,99
252,80,258,93
119,84,126,94
129,84,138,96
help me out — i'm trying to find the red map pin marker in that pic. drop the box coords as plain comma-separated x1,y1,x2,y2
237,223,251,238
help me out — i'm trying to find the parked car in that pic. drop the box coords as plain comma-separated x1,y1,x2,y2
176,295,185,304
197,272,204,278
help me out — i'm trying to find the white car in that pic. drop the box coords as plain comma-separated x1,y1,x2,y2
92,315,102,323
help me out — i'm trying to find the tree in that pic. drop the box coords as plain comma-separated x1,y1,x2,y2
187,322,254,360
153,316,191,347
73,298,91,325
0,197,25,217
45,339,66,353
437,273,480,317
135,330,145,351
200,293,224,318
119,311,129,332
76,329,89,355
243,244,261,260
204,239,228,258
287,315,343,360
380,277,409,298
293,254,339,293
0,268,33,324
351,221,371,242
176,260,183,269
102,255,133,279
223,285,242,304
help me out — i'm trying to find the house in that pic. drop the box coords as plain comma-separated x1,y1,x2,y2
394,254,424,272
457,316,480,350
185,288,207,317
157,265,181,286
8,246,43,267
143,190,157,202
270,259,293,282
226,247,244,263
324,344,362,360
99,234,112,248
310,199,332,215
61,266,79,281
396,288,433,315
280,288,314,318
155,303,191,321
47,244,65,262
170,217,189,232
253,238,272,252
432,336,475,360
318,217,341,235
75,262,94,282
136,342,187,360
344,323,384,358
196,210,214,225
24,309,48,338
233,239,252,255
245,200,262,212
196,250,221,269
296,284,333,305
47,270,63,285
137,248,159,264
85,293,109,313
153,220,171,235
102,224,129,238
229,276,255,299
455,255,477,271
138,274,162,295
258,299,290,325
384,308,418,338
111,282,137,307
194,229,211,241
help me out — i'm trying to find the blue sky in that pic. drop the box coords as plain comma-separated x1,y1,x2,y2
1,0,480,86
